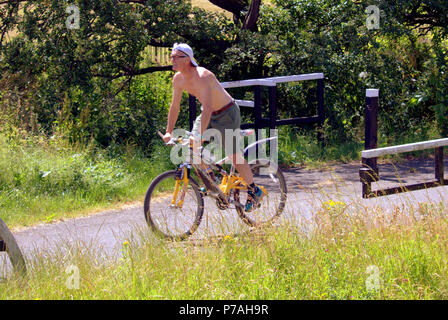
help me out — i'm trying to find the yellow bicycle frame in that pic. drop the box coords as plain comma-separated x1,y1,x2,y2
219,174,246,195
219,174,267,197
171,167,268,207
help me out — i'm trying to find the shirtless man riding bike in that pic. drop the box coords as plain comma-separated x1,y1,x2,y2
162,43,262,212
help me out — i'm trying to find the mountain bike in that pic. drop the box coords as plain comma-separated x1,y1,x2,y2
0,218,27,276
143,129,287,240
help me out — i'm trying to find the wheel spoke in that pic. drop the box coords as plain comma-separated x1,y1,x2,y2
144,171,204,240
235,161,287,227
0,219,27,276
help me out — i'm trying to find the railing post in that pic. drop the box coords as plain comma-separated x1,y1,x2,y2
435,146,444,185
360,89,380,198
268,85,277,131
359,166,373,198
253,85,262,131
364,89,379,172
188,94,197,131
267,85,278,158
253,86,262,156
317,77,325,146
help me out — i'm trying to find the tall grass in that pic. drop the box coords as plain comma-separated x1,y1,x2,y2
0,129,173,228
1,198,448,299
277,126,363,167
277,119,442,168
1,120,440,229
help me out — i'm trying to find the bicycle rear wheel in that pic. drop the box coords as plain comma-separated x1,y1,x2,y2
235,159,287,227
143,170,204,241
0,218,27,276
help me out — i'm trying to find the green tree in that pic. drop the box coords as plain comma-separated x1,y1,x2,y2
0,0,233,146
255,0,447,140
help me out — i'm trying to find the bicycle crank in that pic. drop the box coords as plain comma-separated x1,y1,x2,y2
216,197,230,210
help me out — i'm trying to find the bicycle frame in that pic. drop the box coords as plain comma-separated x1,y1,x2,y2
159,130,274,209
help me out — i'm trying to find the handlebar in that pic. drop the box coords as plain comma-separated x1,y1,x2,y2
157,128,258,165
157,130,195,146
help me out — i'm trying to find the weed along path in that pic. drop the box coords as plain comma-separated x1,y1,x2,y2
5,156,448,268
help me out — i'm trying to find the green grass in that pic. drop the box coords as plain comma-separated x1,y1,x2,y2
277,121,443,169
277,126,363,168
0,121,441,229
1,121,448,300
2,199,448,299
0,124,355,229
0,130,173,229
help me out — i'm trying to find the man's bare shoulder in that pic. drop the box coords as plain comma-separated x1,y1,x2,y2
172,72,185,88
197,67,217,82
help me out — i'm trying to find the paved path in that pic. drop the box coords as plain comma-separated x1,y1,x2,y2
1,156,447,273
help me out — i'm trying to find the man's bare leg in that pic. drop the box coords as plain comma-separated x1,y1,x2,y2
231,153,254,185
232,152,263,211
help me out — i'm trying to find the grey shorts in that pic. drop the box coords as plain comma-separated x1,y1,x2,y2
192,101,243,156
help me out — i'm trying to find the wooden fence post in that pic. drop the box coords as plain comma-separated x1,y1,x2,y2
253,85,262,156
188,94,197,131
360,88,380,198
435,147,444,185
317,78,325,145
364,89,379,168
268,85,277,131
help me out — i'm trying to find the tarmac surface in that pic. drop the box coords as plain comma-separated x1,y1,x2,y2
1,155,447,274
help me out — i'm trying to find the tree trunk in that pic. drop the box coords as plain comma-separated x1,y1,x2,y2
243,0,261,31
208,0,261,31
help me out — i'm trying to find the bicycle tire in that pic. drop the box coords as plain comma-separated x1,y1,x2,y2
143,170,204,241
0,218,27,276
234,159,287,227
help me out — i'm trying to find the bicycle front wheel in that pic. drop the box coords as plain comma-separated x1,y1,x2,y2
0,218,27,276
143,170,204,241
235,159,287,227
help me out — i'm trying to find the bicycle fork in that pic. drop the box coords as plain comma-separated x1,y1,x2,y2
171,165,190,209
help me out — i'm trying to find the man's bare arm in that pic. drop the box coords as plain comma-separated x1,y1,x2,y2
166,81,183,134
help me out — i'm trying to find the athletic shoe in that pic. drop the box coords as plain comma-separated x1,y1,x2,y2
245,186,263,212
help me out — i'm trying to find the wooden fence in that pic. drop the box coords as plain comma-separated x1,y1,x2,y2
359,89,448,198
144,46,171,66
188,73,325,143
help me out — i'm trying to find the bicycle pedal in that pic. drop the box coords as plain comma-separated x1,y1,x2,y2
0,240,6,252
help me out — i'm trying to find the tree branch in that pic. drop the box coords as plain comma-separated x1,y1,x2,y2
93,65,173,79
208,0,247,25
242,0,261,31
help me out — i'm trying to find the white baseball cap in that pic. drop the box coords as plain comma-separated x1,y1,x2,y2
172,43,198,67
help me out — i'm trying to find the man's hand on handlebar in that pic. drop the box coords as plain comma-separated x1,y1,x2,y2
158,130,202,149
162,132,172,144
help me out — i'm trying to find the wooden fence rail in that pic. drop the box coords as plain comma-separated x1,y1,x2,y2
359,89,447,198
188,73,325,143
